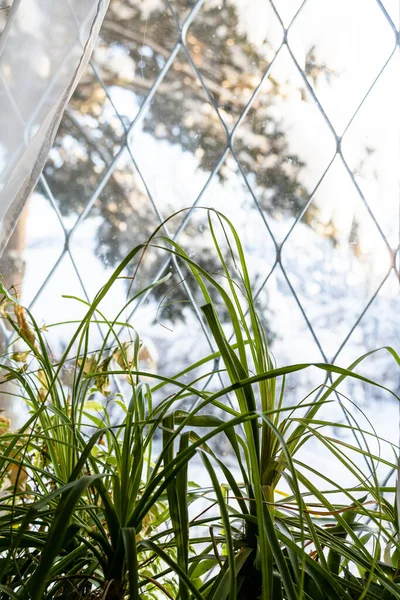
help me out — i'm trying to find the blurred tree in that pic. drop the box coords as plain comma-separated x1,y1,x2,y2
40,0,320,320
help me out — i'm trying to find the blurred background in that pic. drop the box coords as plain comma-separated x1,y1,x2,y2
0,0,399,462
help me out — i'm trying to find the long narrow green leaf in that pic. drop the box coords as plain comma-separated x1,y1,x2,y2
140,540,204,600
122,527,139,600
26,475,101,600
200,451,237,600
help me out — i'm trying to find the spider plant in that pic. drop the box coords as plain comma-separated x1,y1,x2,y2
0,208,397,600
148,211,400,600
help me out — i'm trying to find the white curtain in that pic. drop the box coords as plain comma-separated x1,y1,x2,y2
0,0,110,252
0,0,109,429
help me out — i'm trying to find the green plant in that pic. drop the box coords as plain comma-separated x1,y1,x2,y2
0,209,398,599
